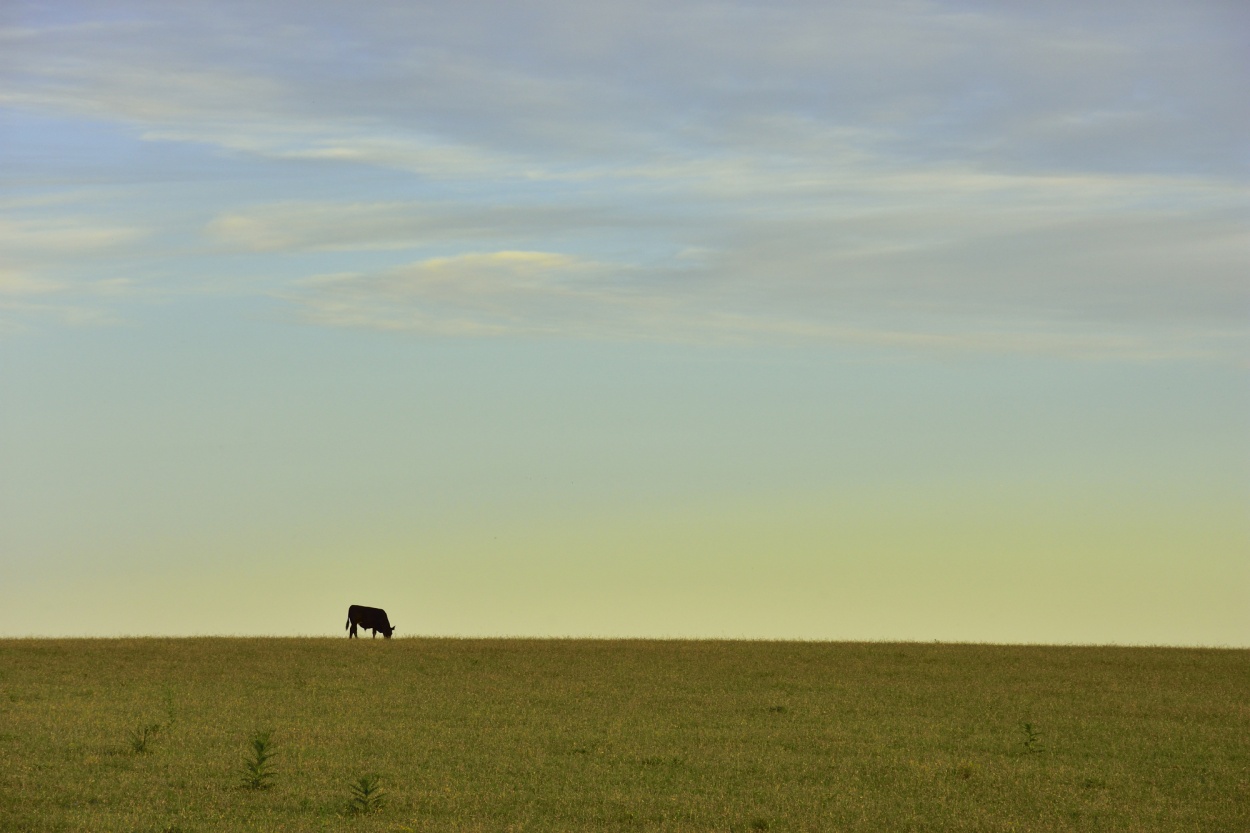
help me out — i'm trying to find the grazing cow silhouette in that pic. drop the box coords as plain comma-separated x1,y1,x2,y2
346,605,395,639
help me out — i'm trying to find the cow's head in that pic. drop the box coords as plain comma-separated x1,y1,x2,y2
384,626,395,639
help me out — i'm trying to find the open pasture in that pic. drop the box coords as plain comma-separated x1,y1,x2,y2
0,638,1245,832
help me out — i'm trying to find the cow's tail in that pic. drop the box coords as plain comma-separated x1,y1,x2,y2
345,618,350,631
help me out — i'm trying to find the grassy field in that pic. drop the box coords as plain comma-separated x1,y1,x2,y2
0,638,1245,832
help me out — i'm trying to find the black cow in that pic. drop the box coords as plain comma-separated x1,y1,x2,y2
346,605,395,639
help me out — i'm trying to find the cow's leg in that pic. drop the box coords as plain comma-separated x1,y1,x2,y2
349,621,358,638
371,629,377,638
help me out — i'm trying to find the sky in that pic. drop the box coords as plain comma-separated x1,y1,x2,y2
1,0,1247,643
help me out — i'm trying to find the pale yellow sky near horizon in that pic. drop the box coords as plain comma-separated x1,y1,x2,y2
4,316,1246,644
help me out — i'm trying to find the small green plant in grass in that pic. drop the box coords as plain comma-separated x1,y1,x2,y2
162,687,178,727
348,774,386,814
240,730,277,789
1020,721,1043,753
128,722,162,754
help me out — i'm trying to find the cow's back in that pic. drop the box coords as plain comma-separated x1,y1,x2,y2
348,604,390,627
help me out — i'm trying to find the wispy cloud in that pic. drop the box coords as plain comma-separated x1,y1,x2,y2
205,201,656,253
283,240,1242,361
291,251,653,338
0,266,131,333
0,268,61,296
8,2,1245,178
2,1,1246,357
0,210,151,328
0,218,146,256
